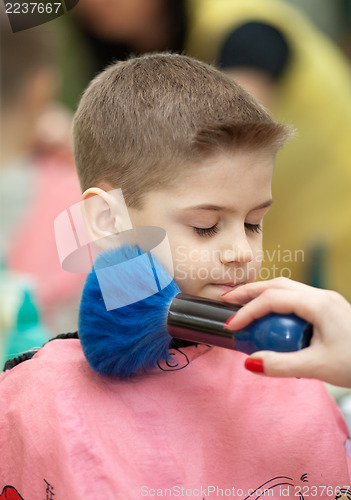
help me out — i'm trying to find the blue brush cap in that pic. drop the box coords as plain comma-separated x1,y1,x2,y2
233,313,312,354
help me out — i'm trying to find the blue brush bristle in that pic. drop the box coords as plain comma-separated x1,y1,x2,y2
78,245,181,378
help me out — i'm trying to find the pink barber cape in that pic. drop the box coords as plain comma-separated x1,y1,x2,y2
0,338,350,499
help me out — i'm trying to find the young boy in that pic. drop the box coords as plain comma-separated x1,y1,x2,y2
0,54,350,498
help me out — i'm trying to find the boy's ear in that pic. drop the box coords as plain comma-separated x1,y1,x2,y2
80,187,132,249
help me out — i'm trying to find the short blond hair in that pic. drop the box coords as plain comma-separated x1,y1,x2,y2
73,53,291,207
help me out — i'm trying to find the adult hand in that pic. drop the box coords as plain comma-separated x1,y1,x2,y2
222,278,351,387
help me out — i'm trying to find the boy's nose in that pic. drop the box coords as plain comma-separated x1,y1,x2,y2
220,235,254,265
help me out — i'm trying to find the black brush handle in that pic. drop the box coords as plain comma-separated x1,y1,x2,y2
167,293,240,349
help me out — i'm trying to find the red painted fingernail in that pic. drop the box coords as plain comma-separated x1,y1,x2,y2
244,357,264,373
221,290,232,297
224,314,236,327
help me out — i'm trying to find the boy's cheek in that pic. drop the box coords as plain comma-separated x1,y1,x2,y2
247,247,264,281
253,247,264,268
172,264,202,295
170,242,263,294
172,258,217,296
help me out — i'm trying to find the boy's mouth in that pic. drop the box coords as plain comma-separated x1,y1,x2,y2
210,282,245,293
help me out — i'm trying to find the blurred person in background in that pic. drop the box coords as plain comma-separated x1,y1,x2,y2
186,0,351,301
284,0,351,60
340,0,351,59
62,0,351,302
71,0,187,81
0,19,84,338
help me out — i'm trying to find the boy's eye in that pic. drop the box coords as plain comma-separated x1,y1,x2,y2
194,222,262,237
245,223,262,234
193,223,219,237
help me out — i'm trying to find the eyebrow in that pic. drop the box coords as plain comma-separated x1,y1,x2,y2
182,199,274,212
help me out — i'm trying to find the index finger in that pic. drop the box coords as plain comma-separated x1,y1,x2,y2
221,278,306,305
224,287,320,330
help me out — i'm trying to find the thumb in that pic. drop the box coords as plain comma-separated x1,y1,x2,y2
244,348,322,380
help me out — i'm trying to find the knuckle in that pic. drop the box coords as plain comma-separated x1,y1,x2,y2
274,276,291,286
320,289,341,307
262,288,278,302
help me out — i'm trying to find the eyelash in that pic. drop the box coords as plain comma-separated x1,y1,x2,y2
193,222,262,237
193,224,219,237
245,223,262,234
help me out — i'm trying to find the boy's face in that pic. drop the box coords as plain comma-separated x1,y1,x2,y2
128,150,274,301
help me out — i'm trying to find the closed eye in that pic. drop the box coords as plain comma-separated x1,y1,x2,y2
245,223,262,234
193,223,219,237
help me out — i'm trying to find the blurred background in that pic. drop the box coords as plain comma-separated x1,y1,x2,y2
1,1,351,407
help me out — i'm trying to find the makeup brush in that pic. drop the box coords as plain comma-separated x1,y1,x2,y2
78,245,312,378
